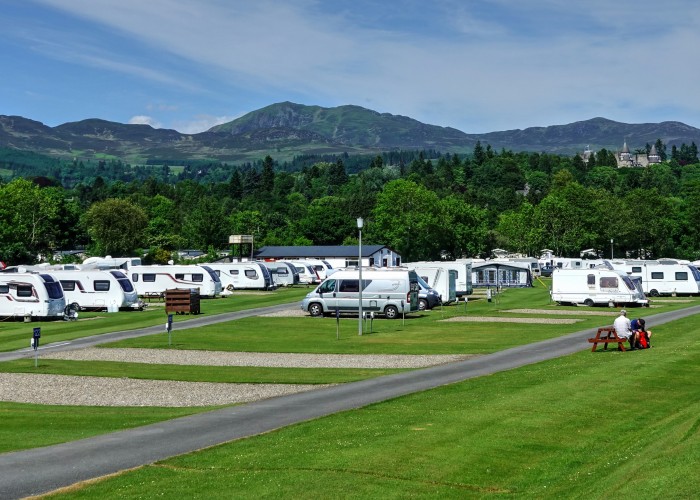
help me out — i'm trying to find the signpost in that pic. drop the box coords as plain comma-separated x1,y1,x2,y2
31,327,41,367
335,307,340,340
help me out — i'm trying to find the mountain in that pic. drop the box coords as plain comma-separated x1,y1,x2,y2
2,103,700,164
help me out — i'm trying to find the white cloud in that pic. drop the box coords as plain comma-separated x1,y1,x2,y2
128,115,162,128
173,114,238,134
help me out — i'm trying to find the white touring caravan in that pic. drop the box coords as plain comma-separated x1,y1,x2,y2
204,262,275,295
301,267,420,319
408,264,457,305
261,261,300,287
284,260,321,285
406,260,473,297
551,268,648,307
302,259,334,280
128,264,222,298
48,269,140,311
0,272,66,319
605,259,700,296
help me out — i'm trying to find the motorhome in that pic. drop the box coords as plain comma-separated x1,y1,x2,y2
301,267,420,319
204,262,275,294
415,274,442,310
47,269,139,311
128,264,222,298
605,259,700,296
284,260,320,285
551,268,648,306
0,272,66,319
261,261,300,287
408,264,457,306
82,256,142,270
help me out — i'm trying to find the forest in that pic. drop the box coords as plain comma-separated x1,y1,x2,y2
1,141,700,266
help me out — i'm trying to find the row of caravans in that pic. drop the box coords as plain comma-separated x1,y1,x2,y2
1,266,140,316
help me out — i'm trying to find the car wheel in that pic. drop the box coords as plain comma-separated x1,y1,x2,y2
384,305,399,319
583,299,594,307
308,303,323,317
649,289,659,297
418,299,428,311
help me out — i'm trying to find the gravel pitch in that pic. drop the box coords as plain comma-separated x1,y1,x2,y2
440,316,580,324
0,373,324,407
43,348,472,369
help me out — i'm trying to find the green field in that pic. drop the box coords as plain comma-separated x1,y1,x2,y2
1,284,699,497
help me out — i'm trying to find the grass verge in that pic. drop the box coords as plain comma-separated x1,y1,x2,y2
44,312,700,499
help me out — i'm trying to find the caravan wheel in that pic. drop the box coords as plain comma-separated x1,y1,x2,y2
649,289,659,297
583,299,594,307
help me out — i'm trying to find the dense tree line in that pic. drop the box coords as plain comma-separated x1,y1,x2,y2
1,144,700,265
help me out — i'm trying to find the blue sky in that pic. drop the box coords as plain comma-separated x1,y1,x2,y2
2,0,700,134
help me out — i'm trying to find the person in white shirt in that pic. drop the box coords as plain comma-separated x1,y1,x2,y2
613,309,637,349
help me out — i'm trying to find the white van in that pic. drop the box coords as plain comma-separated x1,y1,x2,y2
551,268,648,306
301,267,420,319
0,272,66,319
204,262,275,294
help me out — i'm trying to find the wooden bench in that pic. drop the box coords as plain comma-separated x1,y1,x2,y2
588,327,628,352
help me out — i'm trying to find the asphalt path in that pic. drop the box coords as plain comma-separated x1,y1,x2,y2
1,304,698,498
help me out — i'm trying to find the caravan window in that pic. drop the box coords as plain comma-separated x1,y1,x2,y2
600,277,618,289
231,270,239,275
143,274,156,282
651,272,664,280
131,273,139,282
61,280,77,291
17,285,33,297
0,284,8,294
244,269,258,279
675,272,688,281
631,266,642,273
587,274,595,286
41,274,64,299
94,280,110,292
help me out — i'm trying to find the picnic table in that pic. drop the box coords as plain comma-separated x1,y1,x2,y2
588,327,628,352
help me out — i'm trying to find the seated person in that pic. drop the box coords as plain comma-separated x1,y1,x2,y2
631,318,651,348
613,309,638,349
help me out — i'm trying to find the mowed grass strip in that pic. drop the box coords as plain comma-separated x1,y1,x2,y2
0,403,215,454
47,313,700,499
0,287,309,352
0,359,405,384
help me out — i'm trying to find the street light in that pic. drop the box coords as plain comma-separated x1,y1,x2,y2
357,217,363,336
610,238,614,259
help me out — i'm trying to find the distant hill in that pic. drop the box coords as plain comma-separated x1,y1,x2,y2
1,103,700,164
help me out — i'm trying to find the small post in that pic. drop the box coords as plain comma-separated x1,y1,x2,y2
335,307,340,340
32,327,41,368
370,311,374,333
166,314,173,346
464,296,468,314
401,299,405,326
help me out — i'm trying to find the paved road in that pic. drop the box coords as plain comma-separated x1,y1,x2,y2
1,305,698,499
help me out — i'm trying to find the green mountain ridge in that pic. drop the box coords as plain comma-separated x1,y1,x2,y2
1,103,699,163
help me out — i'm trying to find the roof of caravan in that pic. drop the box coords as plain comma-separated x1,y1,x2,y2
256,245,395,259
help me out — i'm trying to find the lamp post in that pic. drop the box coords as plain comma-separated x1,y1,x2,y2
357,217,363,336
610,238,614,259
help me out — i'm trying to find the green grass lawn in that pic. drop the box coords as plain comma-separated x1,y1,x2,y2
41,313,700,499
0,287,309,352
